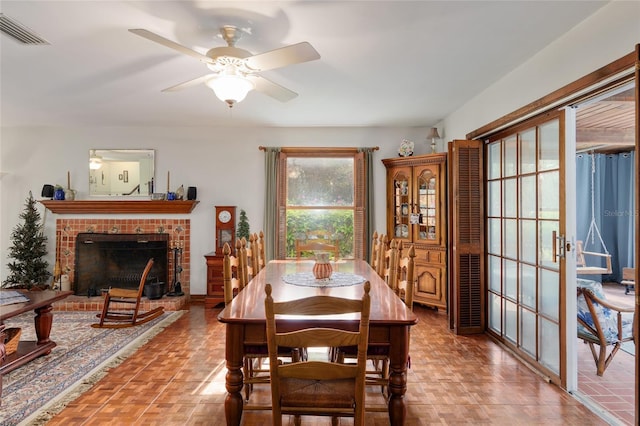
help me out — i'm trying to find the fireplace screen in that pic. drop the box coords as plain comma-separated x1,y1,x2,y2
74,233,169,296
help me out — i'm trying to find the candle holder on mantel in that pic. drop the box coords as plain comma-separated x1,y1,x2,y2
313,252,333,280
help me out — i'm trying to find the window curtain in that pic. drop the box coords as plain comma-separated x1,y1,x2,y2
576,152,635,282
358,147,376,262
263,147,280,262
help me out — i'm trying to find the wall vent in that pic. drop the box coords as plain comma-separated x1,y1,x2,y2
0,13,49,45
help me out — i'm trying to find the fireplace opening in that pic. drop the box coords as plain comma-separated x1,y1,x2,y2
74,233,169,297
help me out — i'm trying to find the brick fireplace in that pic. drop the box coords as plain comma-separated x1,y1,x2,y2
53,218,191,310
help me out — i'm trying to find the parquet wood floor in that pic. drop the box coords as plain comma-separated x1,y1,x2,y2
46,302,621,425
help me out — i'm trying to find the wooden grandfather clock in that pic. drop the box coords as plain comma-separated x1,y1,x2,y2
205,206,237,308
215,206,236,255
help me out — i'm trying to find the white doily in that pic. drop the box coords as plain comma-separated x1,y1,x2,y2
282,272,366,288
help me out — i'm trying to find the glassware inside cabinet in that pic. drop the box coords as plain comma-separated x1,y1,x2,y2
417,169,437,241
393,175,410,238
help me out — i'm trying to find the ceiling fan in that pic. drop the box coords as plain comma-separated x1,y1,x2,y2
129,26,320,108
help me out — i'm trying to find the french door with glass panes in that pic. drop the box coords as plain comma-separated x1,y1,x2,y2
486,111,566,385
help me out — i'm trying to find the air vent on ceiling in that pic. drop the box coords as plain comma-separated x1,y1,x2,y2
0,13,49,45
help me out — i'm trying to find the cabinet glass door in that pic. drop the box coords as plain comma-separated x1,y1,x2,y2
392,170,411,240
416,167,438,243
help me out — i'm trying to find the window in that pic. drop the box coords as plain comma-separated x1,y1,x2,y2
276,148,367,260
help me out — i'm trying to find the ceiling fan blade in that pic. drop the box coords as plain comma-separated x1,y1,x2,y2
245,42,320,72
248,75,298,102
161,75,213,92
129,29,213,64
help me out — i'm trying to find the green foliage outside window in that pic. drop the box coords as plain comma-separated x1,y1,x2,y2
286,209,354,258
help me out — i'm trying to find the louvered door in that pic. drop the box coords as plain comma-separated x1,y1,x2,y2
448,140,484,334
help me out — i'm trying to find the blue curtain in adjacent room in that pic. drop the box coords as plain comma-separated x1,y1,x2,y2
576,152,635,282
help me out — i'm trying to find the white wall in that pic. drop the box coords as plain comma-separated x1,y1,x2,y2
444,1,639,141
0,126,430,294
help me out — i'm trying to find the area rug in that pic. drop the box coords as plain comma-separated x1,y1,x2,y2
0,310,184,425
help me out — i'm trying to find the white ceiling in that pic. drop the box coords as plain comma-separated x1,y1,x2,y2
0,1,608,128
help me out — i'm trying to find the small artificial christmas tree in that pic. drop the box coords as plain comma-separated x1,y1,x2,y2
237,209,251,242
3,192,51,289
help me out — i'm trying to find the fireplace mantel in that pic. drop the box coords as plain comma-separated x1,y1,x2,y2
40,200,199,214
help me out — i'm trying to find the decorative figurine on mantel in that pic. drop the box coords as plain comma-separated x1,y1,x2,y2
398,139,414,157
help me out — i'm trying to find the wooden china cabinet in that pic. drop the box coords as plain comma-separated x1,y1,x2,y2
382,153,447,311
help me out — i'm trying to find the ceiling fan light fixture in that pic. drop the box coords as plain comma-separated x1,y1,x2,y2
206,74,254,108
89,150,103,170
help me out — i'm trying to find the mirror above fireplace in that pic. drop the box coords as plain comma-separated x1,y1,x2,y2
89,149,155,197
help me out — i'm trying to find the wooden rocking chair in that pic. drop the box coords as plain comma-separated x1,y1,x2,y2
92,258,164,328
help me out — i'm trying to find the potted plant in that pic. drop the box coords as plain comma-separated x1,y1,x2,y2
237,209,250,241
3,192,51,289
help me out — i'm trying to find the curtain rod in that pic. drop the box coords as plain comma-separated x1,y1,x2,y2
259,146,379,151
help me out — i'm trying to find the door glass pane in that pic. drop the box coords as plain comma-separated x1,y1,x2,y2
503,135,517,177
538,120,559,171
503,219,517,259
489,293,501,333
538,171,559,220
504,299,517,344
489,255,501,292
519,128,537,174
519,219,536,263
520,307,536,357
488,143,501,179
539,220,559,270
488,180,501,216
488,218,501,255
520,264,537,309
539,269,559,320
504,259,517,300
503,178,516,217
519,176,536,218
539,317,560,374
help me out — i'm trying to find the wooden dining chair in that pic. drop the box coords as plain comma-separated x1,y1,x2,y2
233,237,297,401
223,242,244,306
237,237,251,287
265,281,371,426
257,230,267,270
225,239,266,400
295,230,340,261
247,233,261,278
396,244,416,310
374,234,389,278
92,258,164,328
370,231,380,271
379,238,400,290
339,243,413,396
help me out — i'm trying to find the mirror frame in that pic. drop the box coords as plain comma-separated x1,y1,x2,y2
89,149,155,197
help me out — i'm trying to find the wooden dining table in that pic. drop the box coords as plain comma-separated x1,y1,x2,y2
217,259,418,425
